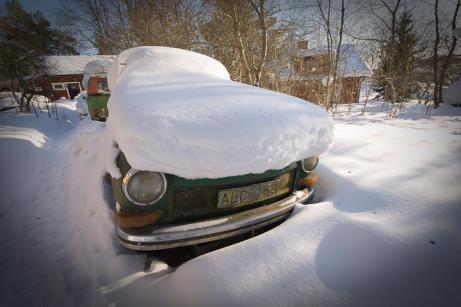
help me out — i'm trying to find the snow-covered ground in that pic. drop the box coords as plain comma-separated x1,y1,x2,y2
1,97,460,306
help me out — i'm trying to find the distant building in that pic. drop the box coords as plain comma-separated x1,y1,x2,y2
274,42,372,104
37,55,115,100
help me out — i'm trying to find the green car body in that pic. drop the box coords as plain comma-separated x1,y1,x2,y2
112,152,314,226
86,77,110,121
87,95,109,121
113,150,317,251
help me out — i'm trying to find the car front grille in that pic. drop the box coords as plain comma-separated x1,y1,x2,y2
172,170,295,223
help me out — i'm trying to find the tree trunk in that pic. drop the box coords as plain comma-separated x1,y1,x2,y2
331,0,345,107
437,0,460,105
232,2,253,84
250,0,268,87
433,0,440,107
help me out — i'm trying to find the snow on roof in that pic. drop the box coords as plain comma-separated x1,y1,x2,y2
106,46,334,179
45,55,116,76
291,44,372,78
337,44,373,77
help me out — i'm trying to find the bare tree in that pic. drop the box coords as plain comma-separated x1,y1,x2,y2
203,0,294,87
433,0,460,108
316,0,334,108
0,0,76,113
331,0,345,110
63,0,206,54
306,0,347,110
433,0,440,106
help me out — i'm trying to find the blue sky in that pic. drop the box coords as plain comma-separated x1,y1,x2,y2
0,0,64,24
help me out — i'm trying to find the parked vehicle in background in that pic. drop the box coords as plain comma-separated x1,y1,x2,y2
82,59,113,121
86,77,110,120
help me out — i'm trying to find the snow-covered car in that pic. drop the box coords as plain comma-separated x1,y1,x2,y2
82,59,113,120
105,47,334,250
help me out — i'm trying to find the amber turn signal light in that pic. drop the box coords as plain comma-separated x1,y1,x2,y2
298,176,317,186
116,210,163,229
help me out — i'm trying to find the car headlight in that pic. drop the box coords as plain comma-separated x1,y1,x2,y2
301,156,319,173
122,169,167,206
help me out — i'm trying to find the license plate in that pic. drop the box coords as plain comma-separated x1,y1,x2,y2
217,173,291,209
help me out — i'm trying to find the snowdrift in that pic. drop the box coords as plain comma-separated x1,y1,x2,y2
106,46,334,179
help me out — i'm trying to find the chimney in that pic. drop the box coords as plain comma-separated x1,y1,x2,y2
297,40,308,50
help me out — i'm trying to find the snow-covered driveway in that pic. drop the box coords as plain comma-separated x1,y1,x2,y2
1,100,460,306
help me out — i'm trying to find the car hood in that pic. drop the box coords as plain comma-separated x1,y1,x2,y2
105,47,334,179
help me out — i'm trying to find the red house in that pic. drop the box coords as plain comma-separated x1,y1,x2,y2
272,43,372,105
38,55,115,100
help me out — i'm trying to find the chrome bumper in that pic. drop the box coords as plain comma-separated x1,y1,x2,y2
117,188,313,251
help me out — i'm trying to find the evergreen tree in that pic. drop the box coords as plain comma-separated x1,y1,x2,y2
378,11,418,101
0,0,77,112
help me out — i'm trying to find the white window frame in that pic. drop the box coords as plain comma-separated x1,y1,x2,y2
64,82,82,99
51,83,65,91
51,82,82,99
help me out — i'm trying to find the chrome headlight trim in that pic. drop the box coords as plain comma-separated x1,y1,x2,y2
301,156,319,173
122,168,167,206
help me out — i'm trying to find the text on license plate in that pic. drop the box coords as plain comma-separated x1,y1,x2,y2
217,173,291,209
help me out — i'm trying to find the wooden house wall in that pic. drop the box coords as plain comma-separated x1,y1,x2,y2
35,74,84,100
280,76,363,105
340,77,362,104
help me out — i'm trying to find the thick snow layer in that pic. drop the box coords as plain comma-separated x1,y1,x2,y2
443,80,461,105
75,90,88,115
1,98,460,306
106,47,334,179
107,46,230,90
82,59,113,89
45,55,116,76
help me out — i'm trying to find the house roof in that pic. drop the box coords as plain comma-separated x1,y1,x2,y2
338,44,373,77
44,55,116,76
296,44,372,78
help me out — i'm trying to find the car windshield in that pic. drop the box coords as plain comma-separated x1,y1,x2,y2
98,81,110,93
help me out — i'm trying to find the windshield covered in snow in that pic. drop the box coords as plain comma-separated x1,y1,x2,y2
97,81,109,94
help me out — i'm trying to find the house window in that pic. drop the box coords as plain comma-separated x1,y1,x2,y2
52,83,65,91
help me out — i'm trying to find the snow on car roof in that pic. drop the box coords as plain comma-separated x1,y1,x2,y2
106,46,334,179
45,55,116,76
82,59,113,89
107,46,230,90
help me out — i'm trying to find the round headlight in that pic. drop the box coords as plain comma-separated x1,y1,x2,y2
301,156,319,172
122,169,167,206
